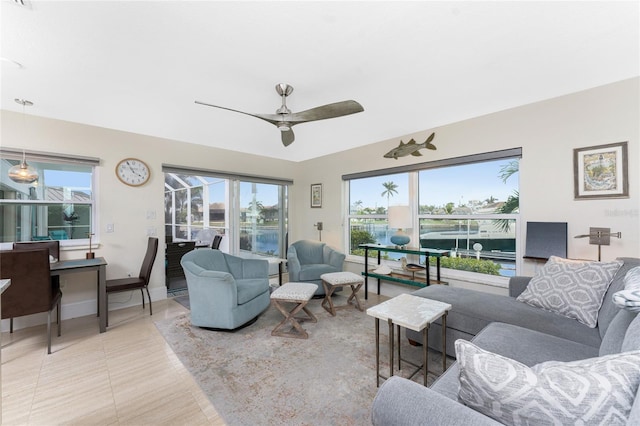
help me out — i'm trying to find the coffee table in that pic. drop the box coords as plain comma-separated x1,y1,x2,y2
366,293,451,386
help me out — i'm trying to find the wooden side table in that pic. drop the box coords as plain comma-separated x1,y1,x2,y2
366,293,451,387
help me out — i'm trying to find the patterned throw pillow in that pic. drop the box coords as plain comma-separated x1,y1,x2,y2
456,340,640,425
516,256,622,327
613,266,640,312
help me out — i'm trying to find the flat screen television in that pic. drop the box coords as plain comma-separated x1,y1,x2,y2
524,222,568,260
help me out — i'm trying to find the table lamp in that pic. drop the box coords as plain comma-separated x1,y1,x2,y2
388,205,411,247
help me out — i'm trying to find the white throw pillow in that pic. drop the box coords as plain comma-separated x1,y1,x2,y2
455,340,640,425
516,256,622,327
613,266,640,312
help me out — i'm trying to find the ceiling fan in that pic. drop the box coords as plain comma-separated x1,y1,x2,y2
195,83,364,146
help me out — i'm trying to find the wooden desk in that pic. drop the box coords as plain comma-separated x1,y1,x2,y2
50,257,108,333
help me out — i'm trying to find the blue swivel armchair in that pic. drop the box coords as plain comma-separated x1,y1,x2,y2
181,249,270,330
287,240,346,296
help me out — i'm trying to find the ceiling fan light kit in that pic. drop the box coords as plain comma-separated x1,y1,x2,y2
195,83,364,146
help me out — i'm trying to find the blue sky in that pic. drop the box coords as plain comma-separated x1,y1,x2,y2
44,159,517,211
350,159,518,209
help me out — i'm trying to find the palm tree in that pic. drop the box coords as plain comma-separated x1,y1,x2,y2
499,160,519,183
445,202,455,214
247,200,264,220
352,200,363,214
381,181,398,208
494,160,519,232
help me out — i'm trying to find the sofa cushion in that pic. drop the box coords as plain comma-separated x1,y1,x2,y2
430,322,600,401
470,322,599,366
600,309,638,356
613,266,640,312
622,312,640,352
456,340,640,425
598,258,640,338
516,256,622,327
411,285,602,347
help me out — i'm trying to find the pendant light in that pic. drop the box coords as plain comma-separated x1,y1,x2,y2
8,99,39,184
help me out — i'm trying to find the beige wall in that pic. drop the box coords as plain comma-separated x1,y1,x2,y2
1,77,638,326
289,78,639,277
0,112,297,326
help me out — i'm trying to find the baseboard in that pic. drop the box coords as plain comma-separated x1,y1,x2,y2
0,286,168,332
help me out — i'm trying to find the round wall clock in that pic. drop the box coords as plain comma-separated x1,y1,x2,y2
115,158,150,187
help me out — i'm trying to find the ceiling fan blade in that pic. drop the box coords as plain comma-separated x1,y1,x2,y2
287,100,364,124
281,129,295,146
195,100,282,126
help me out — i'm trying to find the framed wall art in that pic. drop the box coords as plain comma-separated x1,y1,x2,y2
573,141,628,200
311,183,322,208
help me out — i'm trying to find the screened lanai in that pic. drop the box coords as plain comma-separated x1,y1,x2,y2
163,169,289,258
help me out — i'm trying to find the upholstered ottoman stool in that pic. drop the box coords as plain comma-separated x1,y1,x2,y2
320,271,365,316
270,282,318,339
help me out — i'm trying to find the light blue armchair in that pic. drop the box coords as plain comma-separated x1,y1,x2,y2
287,240,346,296
180,249,270,330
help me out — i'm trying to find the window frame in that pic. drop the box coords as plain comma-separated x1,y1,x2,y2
343,148,521,281
0,148,99,249
162,164,291,259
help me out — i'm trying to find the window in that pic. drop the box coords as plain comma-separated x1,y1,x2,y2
164,174,227,241
239,181,287,257
0,150,98,244
418,158,519,276
344,149,520,277
349,173,409,261
163,165,290,259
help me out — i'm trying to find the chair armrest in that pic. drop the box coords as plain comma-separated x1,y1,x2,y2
323,246,345,269
182,262,238,305
287,246,301,281
371,376,502,426
198,270,235,281
509,276,532,298
240,258,269,279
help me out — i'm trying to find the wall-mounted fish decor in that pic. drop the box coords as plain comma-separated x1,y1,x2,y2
383,132,436,159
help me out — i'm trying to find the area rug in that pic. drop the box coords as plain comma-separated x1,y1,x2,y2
172,294,190,309
154,295,448,426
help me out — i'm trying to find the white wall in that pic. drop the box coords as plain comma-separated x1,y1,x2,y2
289,78,639,278
1,77,638,328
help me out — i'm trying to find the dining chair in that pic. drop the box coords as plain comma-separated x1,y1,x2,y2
13,240,60,261
105,237,158,326
14,240,63,301
1,248,62,354
211,234,223,249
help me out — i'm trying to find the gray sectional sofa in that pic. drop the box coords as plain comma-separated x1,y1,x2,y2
371,257,640,425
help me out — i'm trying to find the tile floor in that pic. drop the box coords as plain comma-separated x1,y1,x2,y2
1,281,413,425
1,298,224,425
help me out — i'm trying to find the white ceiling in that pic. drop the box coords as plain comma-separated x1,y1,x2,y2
2,1,638,162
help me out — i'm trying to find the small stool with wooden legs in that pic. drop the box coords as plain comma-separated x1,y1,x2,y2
270,282,318,339
320,271,365,316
